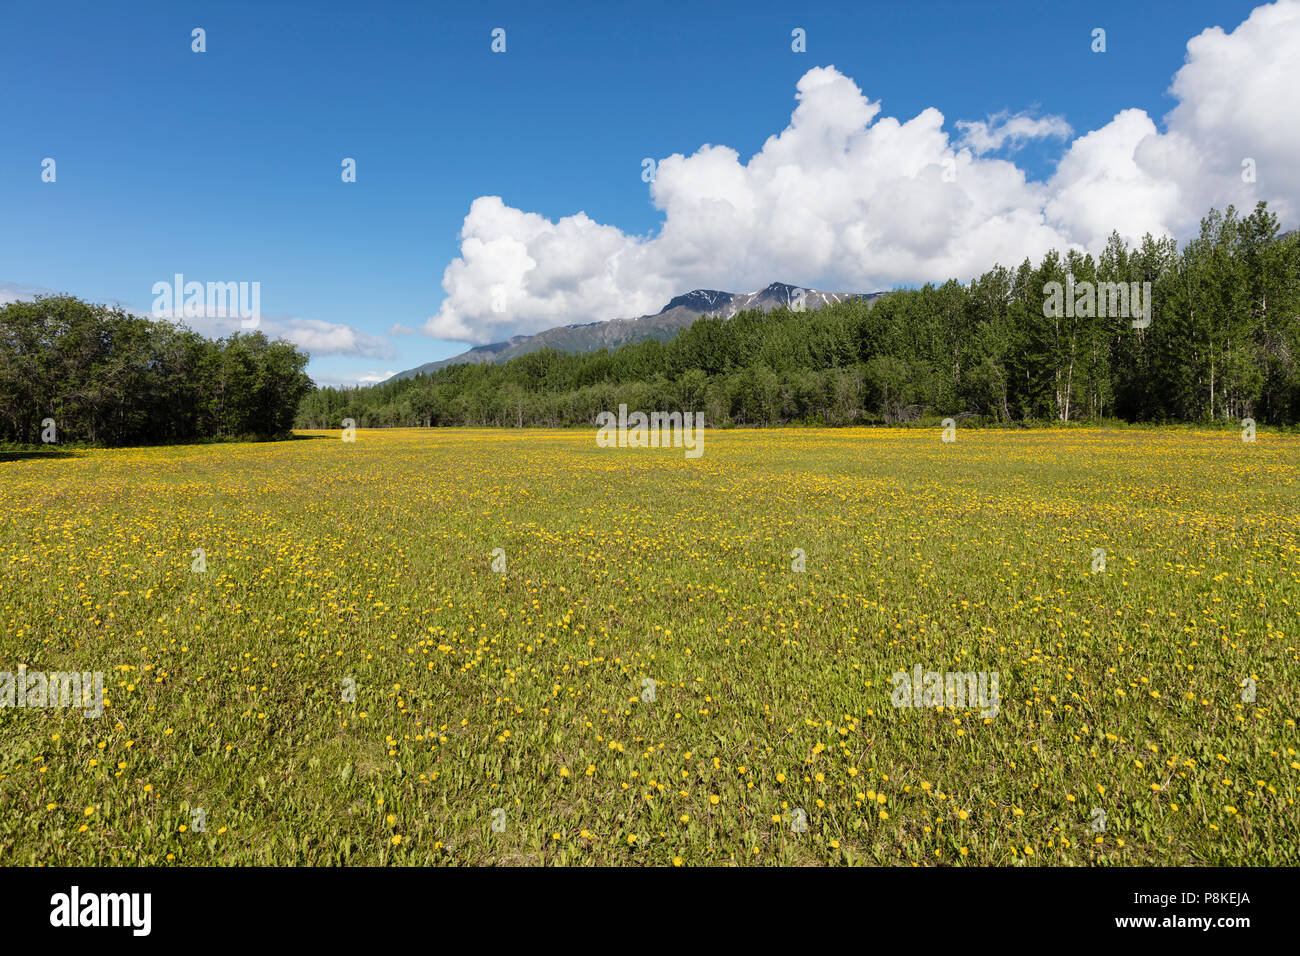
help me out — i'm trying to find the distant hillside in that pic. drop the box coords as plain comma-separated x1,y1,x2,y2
390,282,882,380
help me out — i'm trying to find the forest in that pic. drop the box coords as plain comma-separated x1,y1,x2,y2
4,202,1297,448
297,203,1300,429
0,296,312,446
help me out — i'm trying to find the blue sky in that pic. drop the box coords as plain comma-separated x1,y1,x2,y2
0,0,1280,385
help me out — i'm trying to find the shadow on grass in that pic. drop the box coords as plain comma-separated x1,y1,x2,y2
0,434,327,460
0,449,84,463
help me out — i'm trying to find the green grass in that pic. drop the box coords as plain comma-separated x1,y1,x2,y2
0,426,1296,865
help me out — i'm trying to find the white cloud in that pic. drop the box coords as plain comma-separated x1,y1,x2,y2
425,0,1300,346
268,317,395,360
311,369,398,388
956,111,1072,154
0,280,67,306
151,312,396,360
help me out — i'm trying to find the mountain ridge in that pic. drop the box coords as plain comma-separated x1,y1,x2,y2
390,282,883,381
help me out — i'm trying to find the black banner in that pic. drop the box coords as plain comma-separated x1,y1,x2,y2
0,865,1278,942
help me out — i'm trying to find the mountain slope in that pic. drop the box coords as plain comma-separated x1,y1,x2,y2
390,282,882,381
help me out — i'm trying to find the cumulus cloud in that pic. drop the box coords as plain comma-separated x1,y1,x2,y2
426,0,1300,345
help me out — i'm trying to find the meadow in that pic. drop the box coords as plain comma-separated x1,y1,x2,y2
0,426,1296,866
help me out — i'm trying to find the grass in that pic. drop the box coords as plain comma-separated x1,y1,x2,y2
0,426,1296,865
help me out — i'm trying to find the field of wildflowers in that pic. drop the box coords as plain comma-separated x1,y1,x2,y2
1,427,1296,865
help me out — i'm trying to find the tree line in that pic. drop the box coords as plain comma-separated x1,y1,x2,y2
297,203,1300,430
0,296,312,446
5,201,1295,447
